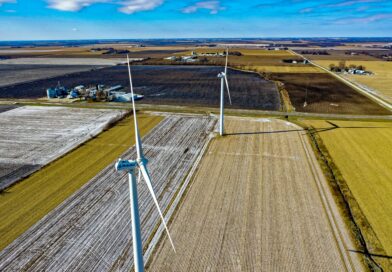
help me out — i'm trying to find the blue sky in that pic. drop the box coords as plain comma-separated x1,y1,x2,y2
0,0,391,40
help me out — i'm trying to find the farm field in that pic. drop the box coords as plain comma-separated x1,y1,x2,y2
315,60,392,104
123,49,185,59
302,119,392,269
148,117,363,271
0,64,98,87
0,106,126,189
300,49,392,61
252,65,319,73
0,65,281,111
0,104,18,113
0,113,162,251
177,48,321,73
0,115,216,271
269,73,391,115
297,49,380,61
0,58,124,65
0,46,187,59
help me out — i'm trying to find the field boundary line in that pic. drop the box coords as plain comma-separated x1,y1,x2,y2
298,128,360,272
1,101,391,121
143,119,217,266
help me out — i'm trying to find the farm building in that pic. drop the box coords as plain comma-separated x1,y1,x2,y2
46,83,67,99
111,91,144,102
348,69,372,75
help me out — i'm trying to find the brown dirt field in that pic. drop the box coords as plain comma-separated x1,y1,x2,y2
315,60,392,104
269,73,390,115
147,117,363,272
0,104,18,113
0,64,100,87
0,65,280,111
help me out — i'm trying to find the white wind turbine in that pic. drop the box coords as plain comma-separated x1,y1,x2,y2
115,55,175,272
217,48,232,136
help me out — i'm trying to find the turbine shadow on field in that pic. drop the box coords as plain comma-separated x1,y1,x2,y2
349,250,392,259
226,129,304,136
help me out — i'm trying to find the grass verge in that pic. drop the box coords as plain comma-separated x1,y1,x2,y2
275,81,295,112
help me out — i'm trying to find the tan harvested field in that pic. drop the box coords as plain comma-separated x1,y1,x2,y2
148,117,363,271
303,120,392,268
0,47,105,57
0,46,189,59
0,115,216,271
176,49,322,73
0,106,126,189
298,50,379,61
0,57,125,65
254,65,321,73
182,48,295,57
315,60,392,104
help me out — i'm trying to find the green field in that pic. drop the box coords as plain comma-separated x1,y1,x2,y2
303,119,392,267
0,114,163,251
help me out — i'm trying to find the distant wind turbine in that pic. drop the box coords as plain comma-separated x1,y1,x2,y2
115,55,175,272
217,48,232,136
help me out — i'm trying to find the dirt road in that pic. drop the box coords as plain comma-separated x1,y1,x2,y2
148,117,363,271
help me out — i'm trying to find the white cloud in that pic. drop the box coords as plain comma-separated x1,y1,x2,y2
47,0,109,12
119,0,163,14
182,1,225,14
0,0,16,6
46,0,163,13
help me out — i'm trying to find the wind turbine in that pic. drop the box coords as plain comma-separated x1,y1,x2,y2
217,48,232,136
115,55,175,272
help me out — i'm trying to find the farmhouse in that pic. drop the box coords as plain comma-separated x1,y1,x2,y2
164,56,177,61
348,69,372,75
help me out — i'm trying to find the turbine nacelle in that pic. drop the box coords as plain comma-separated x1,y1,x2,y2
115,159,138,172
217,72,226,78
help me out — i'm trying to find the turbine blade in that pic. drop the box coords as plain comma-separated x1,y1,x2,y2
139,164,176,252
137,169,141,184
126,54,143,160
224,76,232,105
225,47,228,74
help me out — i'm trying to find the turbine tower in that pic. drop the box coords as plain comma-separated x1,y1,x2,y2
115,55,175,272
217,48,232,136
